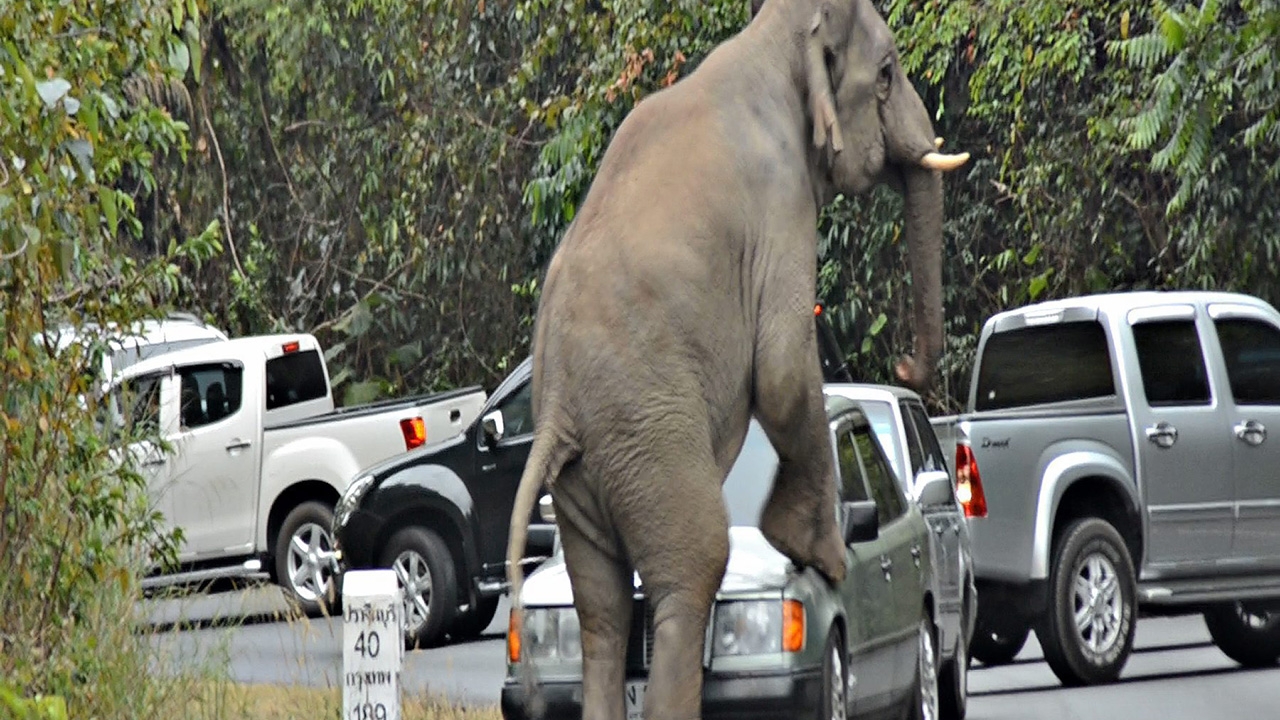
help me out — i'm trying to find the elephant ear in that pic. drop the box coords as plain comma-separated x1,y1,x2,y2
806,5,844,157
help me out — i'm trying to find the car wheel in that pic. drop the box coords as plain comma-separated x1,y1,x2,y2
380,526,457,649
451,596,501,640
1203,602,1280,667
1036,517,1136,686
818,627,848,720
905,612,940,720
939,609,969,720
969,623,1028,667
275,501,340,616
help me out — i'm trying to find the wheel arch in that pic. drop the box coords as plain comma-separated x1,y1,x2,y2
266,480,341,562
377,503,476,607
1031,452,1142,580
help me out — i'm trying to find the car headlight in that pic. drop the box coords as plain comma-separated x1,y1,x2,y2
712,600,783,656
514,607,582,663
335,473,374,531
712,599,806,656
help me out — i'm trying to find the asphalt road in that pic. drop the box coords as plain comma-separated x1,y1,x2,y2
146,586,1280,717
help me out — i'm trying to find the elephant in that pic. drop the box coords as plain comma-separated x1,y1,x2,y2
505,0,969,718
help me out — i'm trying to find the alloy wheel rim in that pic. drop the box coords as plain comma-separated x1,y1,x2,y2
1072,551,1123,655
1236,604,1278,631
830,643,847,720
919,620,939,720
286,521,336,603
393,550,433,633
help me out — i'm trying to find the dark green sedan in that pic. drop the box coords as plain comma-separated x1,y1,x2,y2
501,395,951,720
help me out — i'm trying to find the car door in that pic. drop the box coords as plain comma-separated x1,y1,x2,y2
850,417,925,699
471,376,536,567
1208,304,1280,565
106,371,175,549
1125,307,1234,567
901,400,962,608
166,360,261,561
831,417,898,713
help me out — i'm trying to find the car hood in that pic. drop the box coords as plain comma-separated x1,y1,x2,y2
519,527,794,607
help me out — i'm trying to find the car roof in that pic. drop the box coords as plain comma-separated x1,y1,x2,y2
987,289,1275,327
117,333,319,380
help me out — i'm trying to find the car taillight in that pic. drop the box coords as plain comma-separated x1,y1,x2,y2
507,609,522,662
955,442,988,518
400,417,426,450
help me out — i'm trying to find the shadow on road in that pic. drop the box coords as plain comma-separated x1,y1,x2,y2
970,661,1259,697
972,639,1215,670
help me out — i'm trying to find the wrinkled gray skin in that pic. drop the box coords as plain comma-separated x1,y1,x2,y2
506,1,969,719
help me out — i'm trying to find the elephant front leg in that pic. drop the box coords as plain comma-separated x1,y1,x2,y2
752,327,847,585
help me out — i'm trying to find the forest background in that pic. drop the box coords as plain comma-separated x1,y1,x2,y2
1,0,1277,713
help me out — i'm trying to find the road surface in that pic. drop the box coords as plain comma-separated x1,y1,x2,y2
146,586,1280,717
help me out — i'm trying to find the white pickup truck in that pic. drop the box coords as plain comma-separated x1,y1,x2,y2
105,332,486,613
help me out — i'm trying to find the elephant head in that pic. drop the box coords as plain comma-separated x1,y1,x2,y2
754,0,968,392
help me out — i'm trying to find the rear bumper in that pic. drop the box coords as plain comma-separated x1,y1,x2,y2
500,669,822,720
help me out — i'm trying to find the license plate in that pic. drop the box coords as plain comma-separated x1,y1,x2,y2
625,680,646,720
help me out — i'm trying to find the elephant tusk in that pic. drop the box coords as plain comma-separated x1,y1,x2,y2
934,137,944,149
920,151,970,172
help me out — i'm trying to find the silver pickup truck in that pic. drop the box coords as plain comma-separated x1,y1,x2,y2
931,290,1280,687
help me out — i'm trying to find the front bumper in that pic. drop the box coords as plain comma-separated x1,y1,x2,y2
500,668,822,720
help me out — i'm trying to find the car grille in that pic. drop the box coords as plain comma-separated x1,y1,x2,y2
625,598,655,674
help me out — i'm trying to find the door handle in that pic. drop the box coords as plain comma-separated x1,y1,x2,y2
142,457,166,467
225,439,251,452
1234,420,1266,447
910,545,922,567
1145,422,1179,449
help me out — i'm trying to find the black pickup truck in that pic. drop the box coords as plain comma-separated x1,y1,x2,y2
334,308,854,648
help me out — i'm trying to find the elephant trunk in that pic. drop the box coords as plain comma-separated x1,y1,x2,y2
894,165,944,393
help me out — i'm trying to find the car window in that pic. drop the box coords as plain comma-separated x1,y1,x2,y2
853,424,907,524
180,363,244,429
834,425,870,503
1132,319,1212,406
265,349,328,410
853,399,904,482
975,320,1115,411
498,381,534,438
898,404,926,477
1213,317,1280,405
905,403,948,475
109,374,163,436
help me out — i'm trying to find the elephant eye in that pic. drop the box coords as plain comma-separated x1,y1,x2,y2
877,62,893,95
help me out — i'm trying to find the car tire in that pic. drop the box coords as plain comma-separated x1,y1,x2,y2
1203,602,1280,668
969,622,1028,667
274,500,340,617
1036,517,1136,686
905,612,940,720
818,626,848,720
451,595,501,640
939,607,969,720
380,526,457,649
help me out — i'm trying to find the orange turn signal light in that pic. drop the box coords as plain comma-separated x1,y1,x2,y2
783,599,805,652
507,609,522,662
400,417,427,451
814,304,823,316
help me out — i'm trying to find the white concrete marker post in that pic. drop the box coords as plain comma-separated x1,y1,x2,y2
343,569,404,720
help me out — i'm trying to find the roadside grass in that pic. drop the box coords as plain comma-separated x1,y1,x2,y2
144,583,503,720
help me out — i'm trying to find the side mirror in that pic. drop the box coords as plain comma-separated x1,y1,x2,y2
841,500,879,545
916,470,955,508
538,493,556,523
481,409,505,445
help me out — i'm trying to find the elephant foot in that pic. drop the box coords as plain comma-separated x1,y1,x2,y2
759,503,846,585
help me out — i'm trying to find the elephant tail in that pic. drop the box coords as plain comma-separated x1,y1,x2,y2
505,422,578,713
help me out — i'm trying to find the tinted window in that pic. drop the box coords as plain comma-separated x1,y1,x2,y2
835,427,870,503
1132,320,1211,406
265,349,328,410
180,363,244,429
113,374,162,435
905,403,948,476
1214,317,1280,405
975,321,1115,410
721,422,779,527
853,425,906,524
498,381,534,438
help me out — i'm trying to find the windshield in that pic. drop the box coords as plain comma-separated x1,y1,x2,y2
721,421,783,528
852,399,904,482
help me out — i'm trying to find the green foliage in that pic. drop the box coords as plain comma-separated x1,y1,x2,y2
1,0,217,711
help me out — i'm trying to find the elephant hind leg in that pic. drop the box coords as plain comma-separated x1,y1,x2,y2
613,453,730,720
752,324,847,585
554,483,635,720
